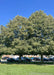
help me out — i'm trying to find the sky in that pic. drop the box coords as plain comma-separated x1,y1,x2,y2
0,0,54,26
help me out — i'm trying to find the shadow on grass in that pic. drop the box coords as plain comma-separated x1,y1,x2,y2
1,61,54,65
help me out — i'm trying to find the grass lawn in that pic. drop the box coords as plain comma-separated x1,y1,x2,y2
0,64,54,75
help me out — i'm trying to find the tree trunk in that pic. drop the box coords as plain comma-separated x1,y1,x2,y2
19,55,22,61
41,53,43,63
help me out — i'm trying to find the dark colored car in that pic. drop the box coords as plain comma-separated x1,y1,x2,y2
43,57,49,61
49,57,54,61
31,57,49,61
7,58,16,62
31,57,41,61
21,57,31,62
2,57,9,60
12,57,19,62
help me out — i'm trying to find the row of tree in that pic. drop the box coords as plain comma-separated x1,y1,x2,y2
0,10,54,62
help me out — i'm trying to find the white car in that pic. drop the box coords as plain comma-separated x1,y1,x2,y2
1,59,7,63
1,57,8,63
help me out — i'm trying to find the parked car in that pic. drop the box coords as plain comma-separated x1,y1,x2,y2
7,55,19,62
31,57,41,62
31,57,49,62
49,57,54,61
7,58,16,62
2,57,9,60
1,57,8,63
43,57,49,61
21,57,31,62
12,57,19,61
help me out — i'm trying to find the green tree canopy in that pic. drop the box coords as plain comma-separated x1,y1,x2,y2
0,10,54,61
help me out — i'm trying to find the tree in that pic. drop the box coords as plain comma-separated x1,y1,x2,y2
1,16,30,58
28,10,54,62
0,10,54,62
